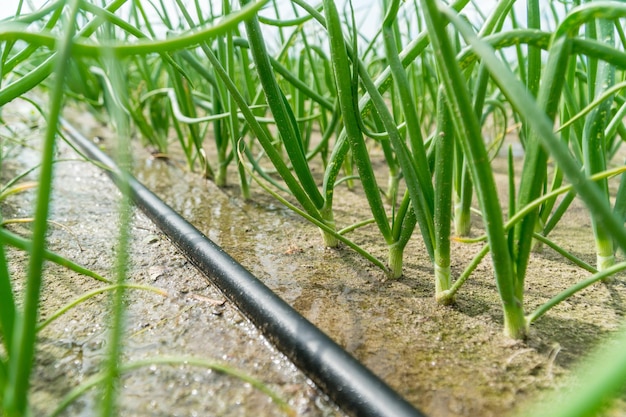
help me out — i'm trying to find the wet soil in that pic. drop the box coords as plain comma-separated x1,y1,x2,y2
3,103,340,417
3,100,626,417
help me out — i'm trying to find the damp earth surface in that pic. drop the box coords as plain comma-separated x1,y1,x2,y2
2,101,626,417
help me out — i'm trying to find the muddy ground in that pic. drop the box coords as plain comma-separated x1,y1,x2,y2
2,100,626,417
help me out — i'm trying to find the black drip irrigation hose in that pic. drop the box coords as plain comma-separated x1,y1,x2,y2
62,119,427,417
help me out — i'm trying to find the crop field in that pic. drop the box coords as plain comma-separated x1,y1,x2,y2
1,1,626,416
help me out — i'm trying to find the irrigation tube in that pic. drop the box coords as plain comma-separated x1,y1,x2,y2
61,120,426,417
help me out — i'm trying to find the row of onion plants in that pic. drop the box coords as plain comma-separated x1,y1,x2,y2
11,0,624,340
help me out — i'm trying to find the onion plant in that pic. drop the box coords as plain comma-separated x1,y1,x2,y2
2,1,81,413
419,0,525,336
576,15,617,271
